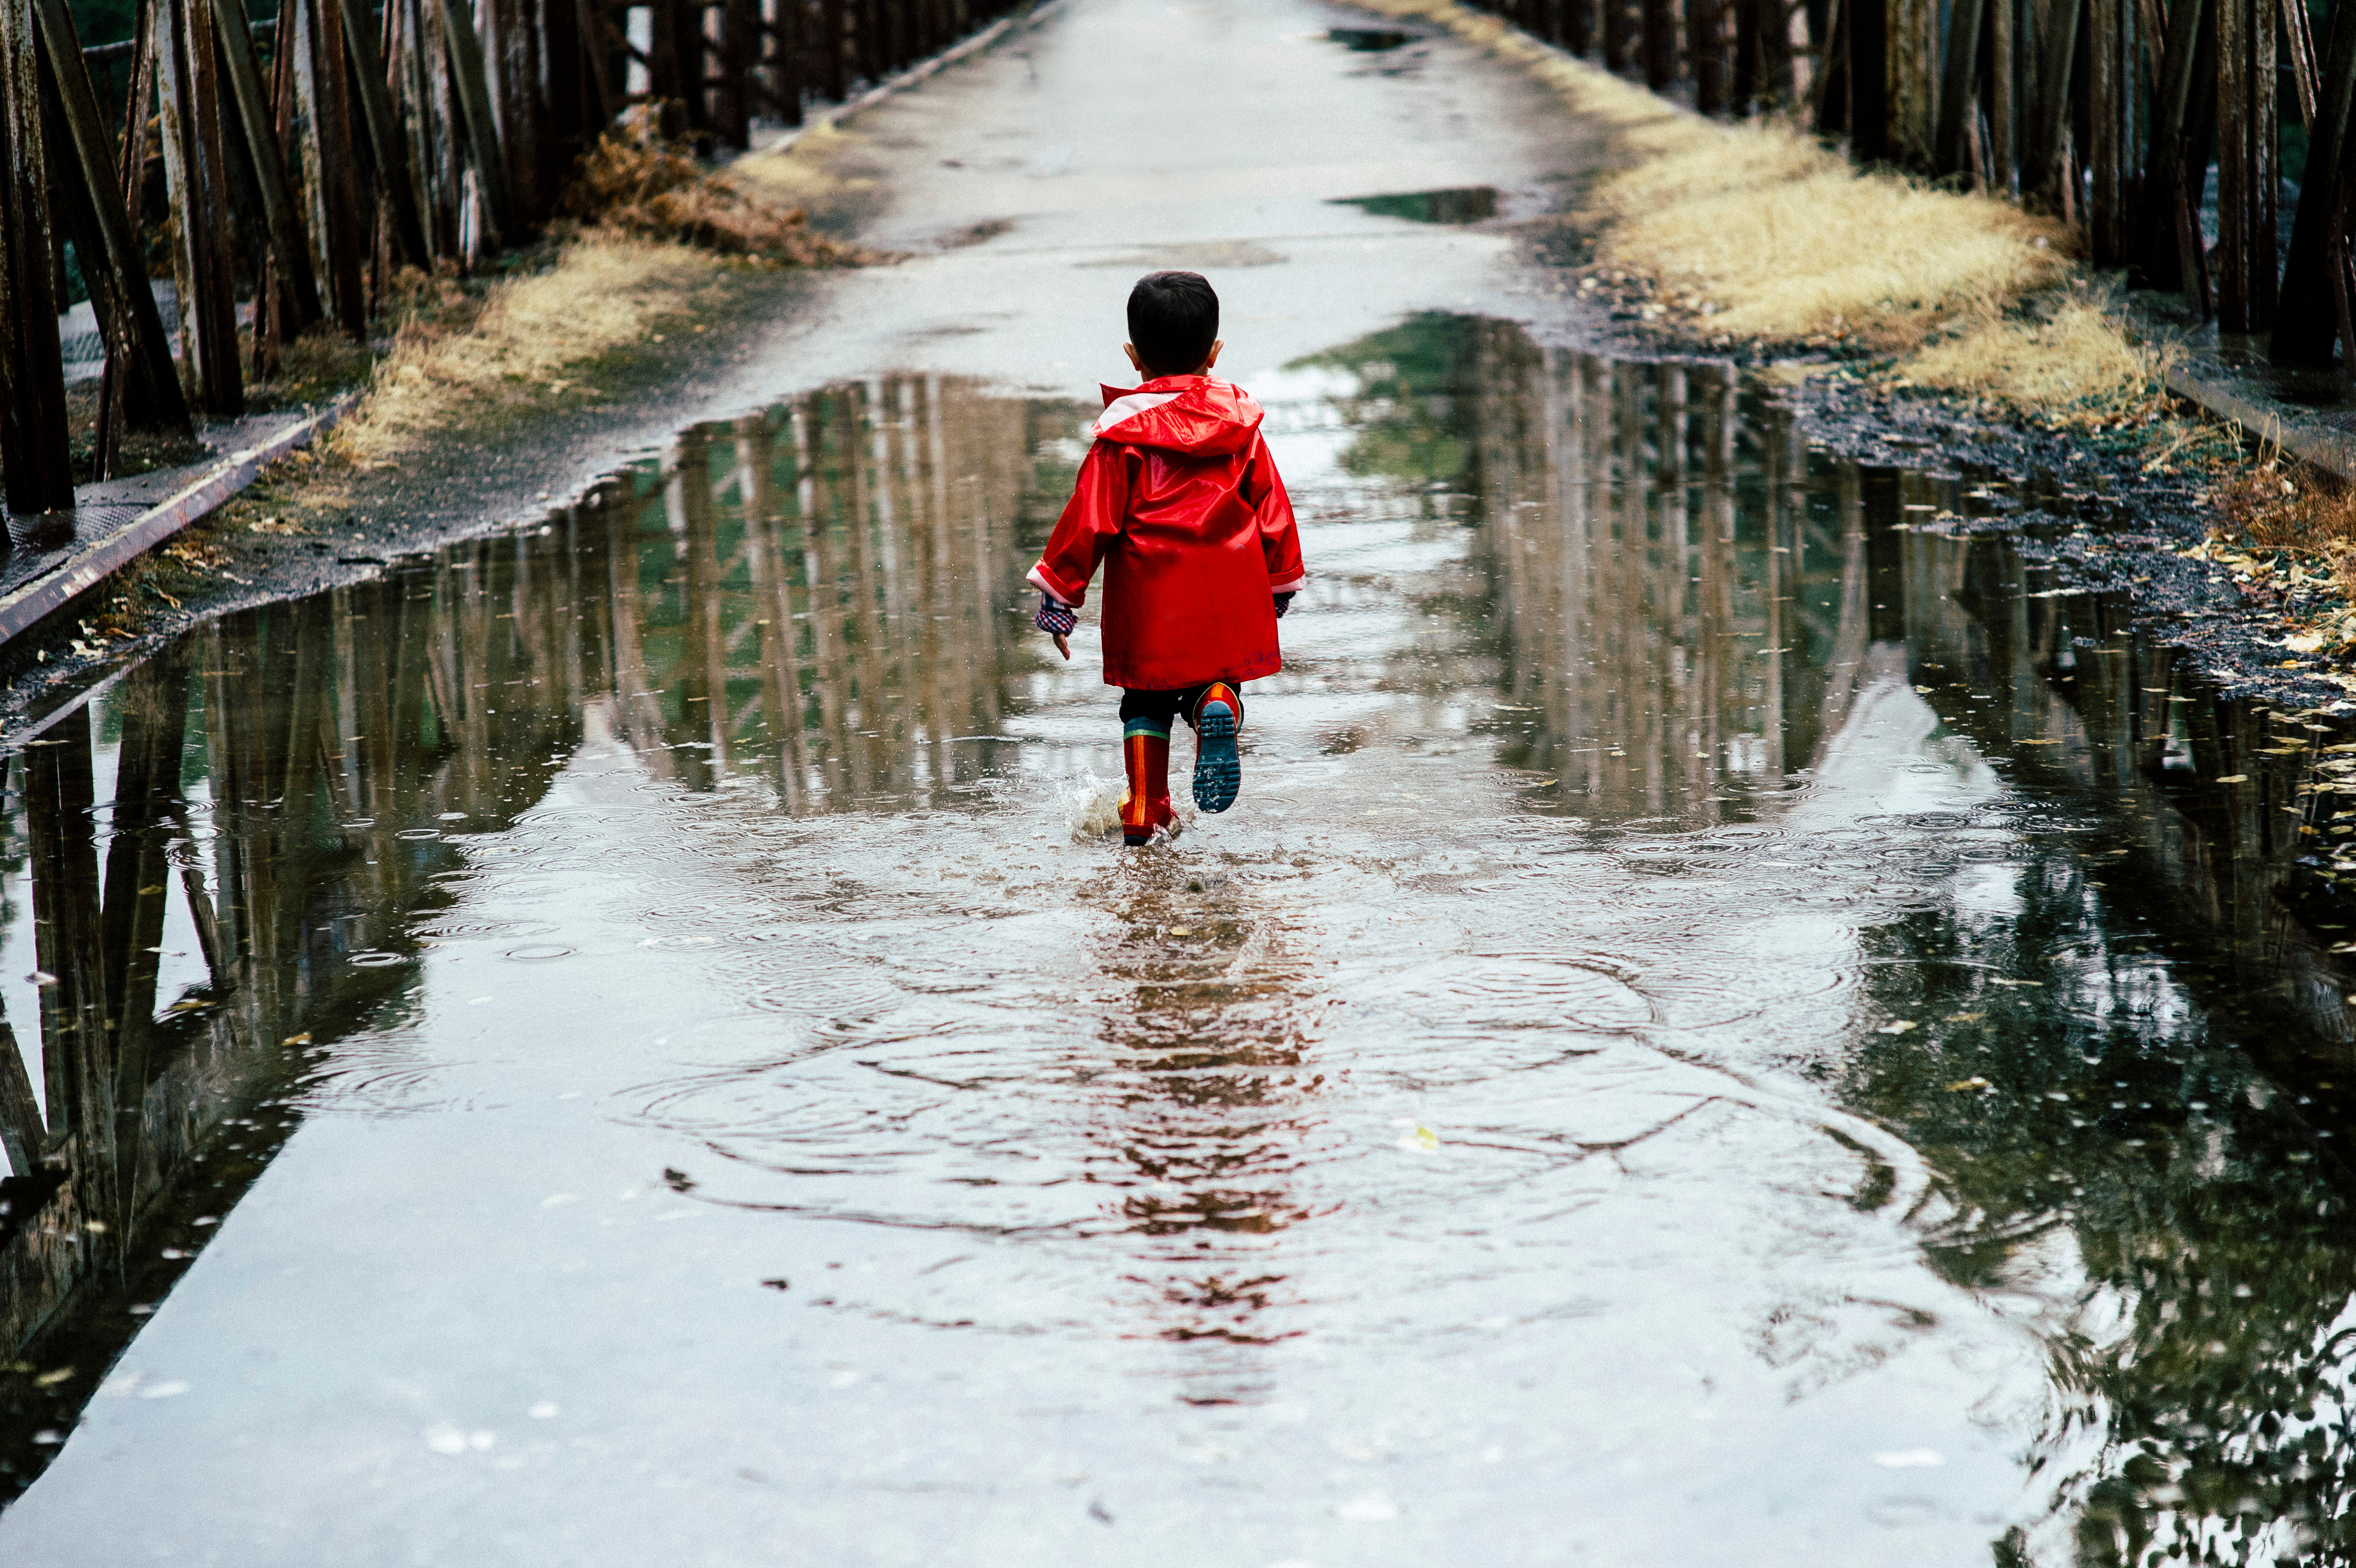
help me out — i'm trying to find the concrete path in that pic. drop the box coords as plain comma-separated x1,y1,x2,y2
0,6,2106,1565
743,0,1596,399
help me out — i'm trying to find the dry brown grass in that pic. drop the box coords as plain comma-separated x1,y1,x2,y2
2176,460,2356,658
250,323,379,408
724,119,882,226
1592,121,2066,348
1900,294,2173,418
560,107,882,264
318,109,887,466
2214,461,2356,553
332,236,726,464
1344,0,2154,418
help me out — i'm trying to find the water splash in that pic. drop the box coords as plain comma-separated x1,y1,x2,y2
1058,772,1125,840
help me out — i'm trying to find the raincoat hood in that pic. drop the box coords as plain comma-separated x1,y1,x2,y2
1091,376,1264,456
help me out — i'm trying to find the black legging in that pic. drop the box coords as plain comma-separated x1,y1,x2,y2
1118,682,1242,730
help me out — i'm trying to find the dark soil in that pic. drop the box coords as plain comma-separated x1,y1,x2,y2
1775,370,2344,708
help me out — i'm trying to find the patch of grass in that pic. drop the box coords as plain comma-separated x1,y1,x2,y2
2179,461,2356,663
1343,0,2155,420
1901,290,2176,426
63,383,207,484
1589,118,2070,355
250,324,378,408
559,106,884,264
327,114,884,466
2212,460,2349,549
332,235,726,465
730,120,885,230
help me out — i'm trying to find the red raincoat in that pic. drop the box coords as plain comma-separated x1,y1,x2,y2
1028,375,1306,691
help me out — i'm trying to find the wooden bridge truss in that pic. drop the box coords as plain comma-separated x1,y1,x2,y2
5,0,2356,518
1463,0,2356,367
0,0,1025,516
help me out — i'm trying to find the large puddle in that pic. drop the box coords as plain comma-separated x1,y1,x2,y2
2,316,2355,1561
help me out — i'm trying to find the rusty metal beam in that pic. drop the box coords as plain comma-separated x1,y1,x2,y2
762,0,800,125
572,0,615,128
1689,0,1723,109
2274,0,2356,362
718,0,758,146
155,0,244,415
2133,0,2207,288
2027,0,2083,208
1641,0,1676,88
434,0,517,243
1932,0,1985,173
820,0,845,100
0,0,74,515
289,0,369,334
2216,0,2278,328
207,0,327,327
93,0,161,466
2086,0,2120,261
339,0,432,262
30,0,189,445
482,0,546,222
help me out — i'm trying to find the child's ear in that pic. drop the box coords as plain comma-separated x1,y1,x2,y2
1201,339,1223,372
1123,343,1145,376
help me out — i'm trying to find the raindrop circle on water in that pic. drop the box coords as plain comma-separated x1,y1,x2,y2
349,951,406,968
395,828,439,841
504,944,575,962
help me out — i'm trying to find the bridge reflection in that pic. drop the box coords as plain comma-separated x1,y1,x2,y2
0,370,1068,1493
0,328,2353,1554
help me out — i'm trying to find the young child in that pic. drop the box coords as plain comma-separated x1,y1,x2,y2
1028,271,1306,847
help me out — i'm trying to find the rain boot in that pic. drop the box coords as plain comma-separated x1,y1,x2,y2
1190,683,1243,813
1120,718,1178,847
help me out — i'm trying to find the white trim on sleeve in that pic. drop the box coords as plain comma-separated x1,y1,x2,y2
1269,575,1307,594
1027,565,1079,606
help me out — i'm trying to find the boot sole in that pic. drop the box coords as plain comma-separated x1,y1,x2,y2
1193,703,1240,814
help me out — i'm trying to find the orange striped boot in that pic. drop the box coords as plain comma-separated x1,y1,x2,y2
1120,718,1178,847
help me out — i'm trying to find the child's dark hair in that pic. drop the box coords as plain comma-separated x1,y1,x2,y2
1127,272,1219,376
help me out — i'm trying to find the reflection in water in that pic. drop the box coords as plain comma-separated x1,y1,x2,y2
0,374,1075,1498
1331,186,1501,224
1093,868,1319,1369
1425,318,2356,1563
0,320,2354,1559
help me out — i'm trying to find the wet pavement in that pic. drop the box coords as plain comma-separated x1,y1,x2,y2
5,3,2356,1564
4,309,2356,1562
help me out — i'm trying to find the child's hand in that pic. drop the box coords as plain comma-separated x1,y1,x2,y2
1036,593,1076,660
1273,591,1296,619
